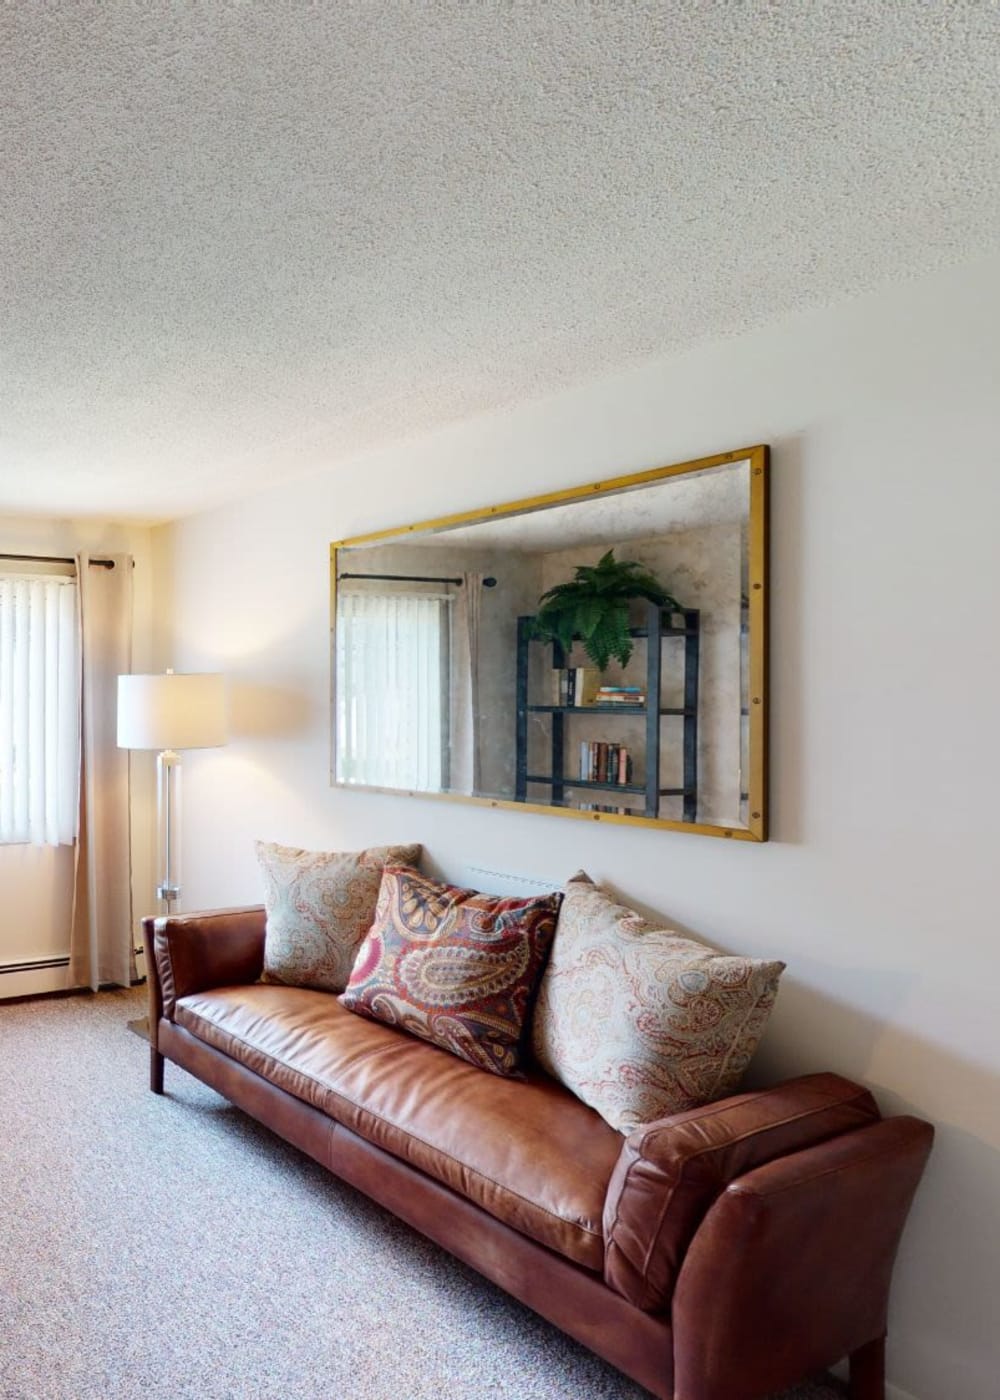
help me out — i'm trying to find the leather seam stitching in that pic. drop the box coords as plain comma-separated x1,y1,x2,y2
726,1134,924,1198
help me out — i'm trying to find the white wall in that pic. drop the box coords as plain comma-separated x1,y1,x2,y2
0,516,156,996
155,252,1000,1400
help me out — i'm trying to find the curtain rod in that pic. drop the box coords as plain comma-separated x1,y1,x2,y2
0,552,116,569
338,572,497,587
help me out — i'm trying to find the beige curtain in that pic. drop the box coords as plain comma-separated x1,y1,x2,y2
450,573,483,795
69,554,134,992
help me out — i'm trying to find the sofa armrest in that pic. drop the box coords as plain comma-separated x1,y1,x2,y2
143,906,266,1023
602,1072,879,1312
670,1115,934,1400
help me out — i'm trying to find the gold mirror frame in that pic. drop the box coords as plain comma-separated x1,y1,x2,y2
330,444,768,841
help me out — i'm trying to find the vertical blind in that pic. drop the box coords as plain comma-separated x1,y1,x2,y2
0,575,79,845
336,592,446,790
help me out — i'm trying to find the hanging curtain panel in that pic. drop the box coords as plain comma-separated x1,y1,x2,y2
69,552,134,992
450,572,483,796
0,575,79,846
337,592,448,791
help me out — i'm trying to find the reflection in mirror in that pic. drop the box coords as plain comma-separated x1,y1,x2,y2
331,447,767,840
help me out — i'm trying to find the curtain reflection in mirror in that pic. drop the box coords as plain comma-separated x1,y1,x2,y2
450,573,483,795
336,591,449,790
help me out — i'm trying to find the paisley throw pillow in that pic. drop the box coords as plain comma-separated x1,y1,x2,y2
340,866,561,1077
532,872,785,1133
257,841,422,992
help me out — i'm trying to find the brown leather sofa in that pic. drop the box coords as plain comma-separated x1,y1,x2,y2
144,906,933,1400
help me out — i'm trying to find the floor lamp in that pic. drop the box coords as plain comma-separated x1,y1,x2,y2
116,670,228,917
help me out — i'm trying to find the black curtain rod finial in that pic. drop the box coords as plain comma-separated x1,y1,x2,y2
338,572,499,587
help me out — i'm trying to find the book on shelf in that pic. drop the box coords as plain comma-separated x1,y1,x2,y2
578,741,632,785
550,667,601,706
595,684,645,705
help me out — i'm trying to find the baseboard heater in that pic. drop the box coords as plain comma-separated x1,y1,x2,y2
0,955,70,977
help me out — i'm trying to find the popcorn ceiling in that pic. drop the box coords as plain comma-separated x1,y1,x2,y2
1,1,997,521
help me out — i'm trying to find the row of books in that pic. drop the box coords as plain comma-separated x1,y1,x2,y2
576,802,632,815
550,667,600,705
549,670,647,707
579,741,633,785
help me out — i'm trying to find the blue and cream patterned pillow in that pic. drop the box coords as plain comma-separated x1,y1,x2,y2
257,841,422,992
532,872,785,1132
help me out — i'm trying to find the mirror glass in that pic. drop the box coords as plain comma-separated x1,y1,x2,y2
331,446,767,839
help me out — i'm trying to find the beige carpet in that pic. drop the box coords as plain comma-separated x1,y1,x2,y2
0,988,846,1400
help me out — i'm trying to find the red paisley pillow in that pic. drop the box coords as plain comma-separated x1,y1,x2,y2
340,867,561,1077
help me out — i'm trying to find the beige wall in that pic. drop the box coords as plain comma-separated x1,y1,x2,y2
0,515,156,996
153,253,1000,1400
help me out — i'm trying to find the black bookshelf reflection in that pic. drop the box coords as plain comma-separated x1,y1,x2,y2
515,602,700,821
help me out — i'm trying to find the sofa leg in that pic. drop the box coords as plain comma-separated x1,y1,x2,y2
150,1048,164,1095
848,1337,885,1400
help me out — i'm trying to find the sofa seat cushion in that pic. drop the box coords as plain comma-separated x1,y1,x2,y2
174,984,622,1271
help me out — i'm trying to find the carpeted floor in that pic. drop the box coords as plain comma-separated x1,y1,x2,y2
0,989,847,1400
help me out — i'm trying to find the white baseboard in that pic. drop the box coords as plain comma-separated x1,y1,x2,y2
0,958,72,1000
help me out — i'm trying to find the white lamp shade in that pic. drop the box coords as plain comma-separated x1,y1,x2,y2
117,672,228,750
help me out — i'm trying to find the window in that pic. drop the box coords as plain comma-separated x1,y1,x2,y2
0,571,79,846
335,592,448,790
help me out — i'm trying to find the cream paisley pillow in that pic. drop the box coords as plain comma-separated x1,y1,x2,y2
532,872,785,1133
257,841,422,992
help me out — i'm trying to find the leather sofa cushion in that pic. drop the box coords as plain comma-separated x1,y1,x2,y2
175,985,622,1270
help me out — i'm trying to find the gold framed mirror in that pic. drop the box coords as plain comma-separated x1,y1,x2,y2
330,444,768,840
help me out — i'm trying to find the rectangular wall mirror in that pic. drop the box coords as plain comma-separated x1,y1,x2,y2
330,445,768,840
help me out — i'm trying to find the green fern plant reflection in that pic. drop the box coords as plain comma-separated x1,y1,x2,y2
531,550,681,671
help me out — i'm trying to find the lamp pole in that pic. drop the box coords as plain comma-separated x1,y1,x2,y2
155,747,181,913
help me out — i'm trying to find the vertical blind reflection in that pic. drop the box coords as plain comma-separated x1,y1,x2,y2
336,592,447,791
0,576,79,845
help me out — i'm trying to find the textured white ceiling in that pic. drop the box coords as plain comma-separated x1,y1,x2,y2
2,2,998,522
